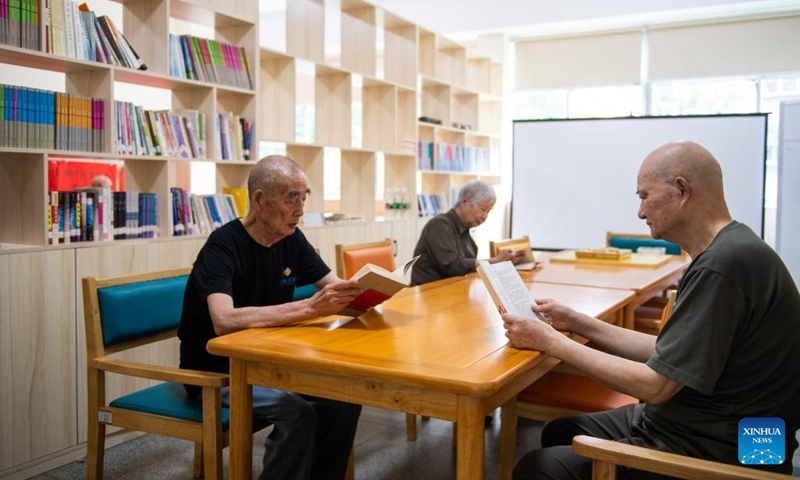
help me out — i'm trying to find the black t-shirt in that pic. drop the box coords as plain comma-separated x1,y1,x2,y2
178,220,329,381
645,221,800,473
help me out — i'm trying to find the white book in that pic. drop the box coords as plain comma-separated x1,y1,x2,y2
476,260,545,321
62,0,75,58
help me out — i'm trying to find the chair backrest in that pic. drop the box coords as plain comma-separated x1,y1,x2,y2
489,235,532,258
659,289,677,330
335,238,395,279
83,267,191,358
606,231,683,256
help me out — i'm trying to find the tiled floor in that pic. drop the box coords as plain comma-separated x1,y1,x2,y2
31,407,800,479
31,407,545,479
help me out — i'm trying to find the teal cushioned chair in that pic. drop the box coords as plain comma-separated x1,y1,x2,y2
83,268,231,480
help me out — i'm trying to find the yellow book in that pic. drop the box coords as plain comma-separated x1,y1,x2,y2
222,187,248,217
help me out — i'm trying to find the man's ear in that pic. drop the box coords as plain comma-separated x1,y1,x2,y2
251,190,264,211
675,177,690,198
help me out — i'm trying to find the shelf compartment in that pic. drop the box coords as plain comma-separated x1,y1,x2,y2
385,153,417,216
466,55,492,94
420,82,451,128
259,49,296,143
418,28,436,78
341,0,377,77
383,13,417,89
287,144,325,214
452,92,479,131
340,149,376,221
286,0,325,63
315,66,352,148
362,82,397,151
0,152,46,246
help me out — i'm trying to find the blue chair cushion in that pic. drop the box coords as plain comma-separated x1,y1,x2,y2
293,284,318,301
608,237,681,255
109,382,230,430
98,275,188,347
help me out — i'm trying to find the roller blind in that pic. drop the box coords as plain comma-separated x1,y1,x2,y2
649,15,800,80
514,30,642,90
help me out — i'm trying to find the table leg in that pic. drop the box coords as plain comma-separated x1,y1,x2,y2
456,396,484,480
499,399,518,480
230,359,253,480
623,302,635,330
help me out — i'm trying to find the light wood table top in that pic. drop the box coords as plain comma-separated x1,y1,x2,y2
523,252,691,329
208,276,634,480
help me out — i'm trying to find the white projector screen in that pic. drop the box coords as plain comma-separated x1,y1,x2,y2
511,115,767,250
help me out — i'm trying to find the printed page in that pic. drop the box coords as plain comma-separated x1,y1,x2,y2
393,255,421,283
478,260,544,320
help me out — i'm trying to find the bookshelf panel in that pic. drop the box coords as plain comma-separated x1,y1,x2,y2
0,44,112,75
259,50,296,143
340,150,376,221
123,0,169,76
491,61,503,97
436,41,466,87
420,83,451,127
383,14,417,89
397,88,417,154
452,92,478,131
0,249,76,469
286,0,325,63
340,1,376,77
0,152,46,247
362,83,396,151
466,57,491,93
286,145,325,214
479,98,502,135
315,69,352,148
216,162,252,191
418,29,435,78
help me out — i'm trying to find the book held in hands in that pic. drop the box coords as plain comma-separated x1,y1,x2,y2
338,256,420,317
476,260,546,321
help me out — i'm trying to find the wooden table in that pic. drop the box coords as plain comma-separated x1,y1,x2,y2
207,276,634,480
523,252,690,329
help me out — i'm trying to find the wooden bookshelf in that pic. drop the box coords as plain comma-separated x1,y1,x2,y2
0,0,259,475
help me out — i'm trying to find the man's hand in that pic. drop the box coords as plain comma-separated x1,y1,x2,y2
532,298,580,332
502,311,557,351
309,279,361,316
490,248,526,264
502,299,579,351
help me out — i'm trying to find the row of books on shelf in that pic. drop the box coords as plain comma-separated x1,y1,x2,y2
1,84,104,151
417,191,456,218
417,141,500,174
0,0,39,50
215,112,252,161
47,188,158,245
1,0,146,70
115,102,206,158
170,187,245,236
168,33,253,90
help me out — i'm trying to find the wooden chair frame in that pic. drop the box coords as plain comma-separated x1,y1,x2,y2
83,268,229,480
335,238,395,279
489,235,531,258
573,435,793,480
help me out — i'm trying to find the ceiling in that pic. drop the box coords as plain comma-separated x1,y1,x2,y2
359,0,800,41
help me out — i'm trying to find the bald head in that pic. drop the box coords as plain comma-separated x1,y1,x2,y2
248,155,305,200
639,141,726,207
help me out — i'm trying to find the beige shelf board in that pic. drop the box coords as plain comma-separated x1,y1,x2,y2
0,44,111,75
261,46,294,62
169,0,257,28
416,122,499,139
419,169,500,177
0,233,211,256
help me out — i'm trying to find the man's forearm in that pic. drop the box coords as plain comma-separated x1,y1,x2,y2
571,313,657,362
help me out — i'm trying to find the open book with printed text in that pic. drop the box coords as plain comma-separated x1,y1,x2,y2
476,260,546,321
338,256,420,317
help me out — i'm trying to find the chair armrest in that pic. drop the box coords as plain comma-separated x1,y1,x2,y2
572,435,792,480
92,358,229,388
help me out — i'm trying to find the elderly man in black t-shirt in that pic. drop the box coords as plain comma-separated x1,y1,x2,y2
503,141,800,479
178,155,362,480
